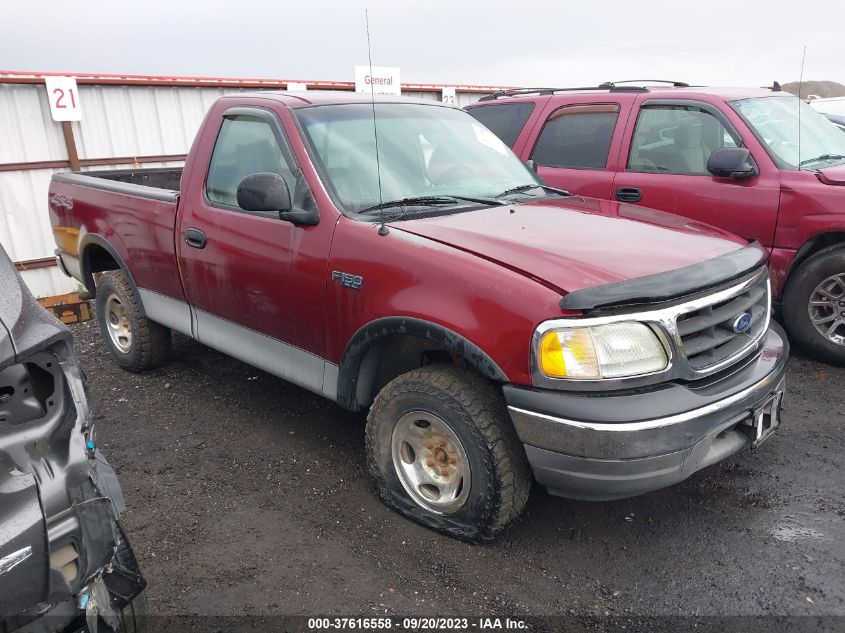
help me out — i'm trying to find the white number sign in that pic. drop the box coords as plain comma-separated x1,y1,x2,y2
45,76,82,122
441,87,457,105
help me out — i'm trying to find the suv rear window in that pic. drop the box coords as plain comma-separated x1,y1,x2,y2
465,103,534,148
531,104,620,170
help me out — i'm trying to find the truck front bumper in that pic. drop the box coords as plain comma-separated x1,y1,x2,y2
503,324,788,501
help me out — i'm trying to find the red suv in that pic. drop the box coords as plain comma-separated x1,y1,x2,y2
466,81,845,364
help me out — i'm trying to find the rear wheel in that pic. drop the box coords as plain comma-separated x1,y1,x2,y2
96,271,171,372
783,246,845,365
365,366,531,542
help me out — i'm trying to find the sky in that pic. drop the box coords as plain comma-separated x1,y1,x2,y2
1,0,842,88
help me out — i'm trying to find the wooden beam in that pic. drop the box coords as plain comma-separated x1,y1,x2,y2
60,122,81,171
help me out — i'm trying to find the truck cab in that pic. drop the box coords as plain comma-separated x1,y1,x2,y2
467,82,845,365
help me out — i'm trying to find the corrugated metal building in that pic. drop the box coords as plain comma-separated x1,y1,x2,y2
0,71,507,297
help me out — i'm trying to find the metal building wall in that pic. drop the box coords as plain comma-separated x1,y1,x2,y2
0,76,489,298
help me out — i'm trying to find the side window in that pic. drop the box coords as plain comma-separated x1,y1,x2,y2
531,104,620,170
206,115,296,208
627,105,739,175
465,103,534,147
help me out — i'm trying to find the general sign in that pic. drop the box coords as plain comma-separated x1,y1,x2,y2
354,66,401,96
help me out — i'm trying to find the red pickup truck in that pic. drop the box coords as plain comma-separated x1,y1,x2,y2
466,82,845,365
49,91,787,541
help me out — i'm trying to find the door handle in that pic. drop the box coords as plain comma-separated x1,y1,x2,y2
615,187,642,203
184,228,207,249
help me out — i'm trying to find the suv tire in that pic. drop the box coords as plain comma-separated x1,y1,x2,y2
783,245,845,365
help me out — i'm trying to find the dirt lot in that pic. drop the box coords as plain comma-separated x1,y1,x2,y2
71,320,844,625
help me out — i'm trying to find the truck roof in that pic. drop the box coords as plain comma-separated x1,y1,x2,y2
234,90,451,108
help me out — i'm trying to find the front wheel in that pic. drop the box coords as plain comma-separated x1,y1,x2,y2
365,366,531,542
783,245,845,365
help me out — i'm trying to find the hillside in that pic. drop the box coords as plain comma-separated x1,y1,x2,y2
782,80,845,99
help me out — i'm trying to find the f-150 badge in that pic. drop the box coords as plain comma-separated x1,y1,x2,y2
332,271,363,290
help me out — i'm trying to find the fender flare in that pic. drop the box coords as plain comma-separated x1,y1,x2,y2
78,233,140,299
336,316,509,410
788,231,845,277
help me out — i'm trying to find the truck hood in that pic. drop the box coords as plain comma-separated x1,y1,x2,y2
816,165,845,186
391,196,747,295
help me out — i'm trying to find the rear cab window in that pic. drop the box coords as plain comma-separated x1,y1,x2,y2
531,104,620,170
465,103,534,148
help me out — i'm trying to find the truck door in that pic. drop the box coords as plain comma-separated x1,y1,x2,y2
526,99,631,199
611,99,780,246
176,105,335,394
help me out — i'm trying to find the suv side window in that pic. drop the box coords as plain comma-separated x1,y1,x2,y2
628,105,738,175
206,115,297,207
465,103,534,147
531,104,620,170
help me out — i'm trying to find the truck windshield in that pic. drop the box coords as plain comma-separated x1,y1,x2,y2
295,103,540,215
731,96,845,169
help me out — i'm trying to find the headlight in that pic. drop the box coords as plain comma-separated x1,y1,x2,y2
537,322,668,380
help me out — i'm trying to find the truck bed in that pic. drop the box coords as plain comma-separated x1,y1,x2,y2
53,167,182,202
49,166,186,303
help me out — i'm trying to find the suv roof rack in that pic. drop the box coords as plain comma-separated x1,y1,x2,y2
477,80,690,102
604,79,690,87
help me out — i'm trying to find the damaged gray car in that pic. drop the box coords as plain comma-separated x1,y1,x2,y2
0,246,146,633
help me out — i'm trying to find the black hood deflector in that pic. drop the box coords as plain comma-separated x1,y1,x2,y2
559,242,768,311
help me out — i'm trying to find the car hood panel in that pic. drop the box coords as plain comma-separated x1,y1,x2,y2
392,197,746,294
0,248,67,369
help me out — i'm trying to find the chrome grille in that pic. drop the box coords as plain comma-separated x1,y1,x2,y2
530,266,772,391
676,271,770,371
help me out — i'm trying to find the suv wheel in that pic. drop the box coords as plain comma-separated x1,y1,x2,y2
365,366,531,542
783,245,845,365
96,271,171,372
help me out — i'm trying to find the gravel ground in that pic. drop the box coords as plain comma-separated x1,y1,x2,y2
71,320,844,626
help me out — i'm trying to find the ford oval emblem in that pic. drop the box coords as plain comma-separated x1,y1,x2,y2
733,312,753,333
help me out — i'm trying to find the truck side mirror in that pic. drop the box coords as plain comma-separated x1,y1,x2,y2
707,148,759,180
237,172,292,213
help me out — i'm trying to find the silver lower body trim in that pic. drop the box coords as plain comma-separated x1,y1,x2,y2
137,288,338,401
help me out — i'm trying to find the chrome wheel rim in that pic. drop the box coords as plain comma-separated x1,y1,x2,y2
808,273,845,347
390,410,471,515
105,293,132,353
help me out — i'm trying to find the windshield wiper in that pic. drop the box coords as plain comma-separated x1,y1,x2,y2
799,154,845,168
358,195,503,215
495,183,571,198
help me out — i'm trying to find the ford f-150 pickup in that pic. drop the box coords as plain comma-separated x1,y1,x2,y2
48,91,788,542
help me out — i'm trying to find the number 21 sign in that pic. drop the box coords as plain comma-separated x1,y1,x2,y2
45,76,82,121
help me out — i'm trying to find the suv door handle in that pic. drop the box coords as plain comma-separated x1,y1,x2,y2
184,228,207,249
615,187,642,203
